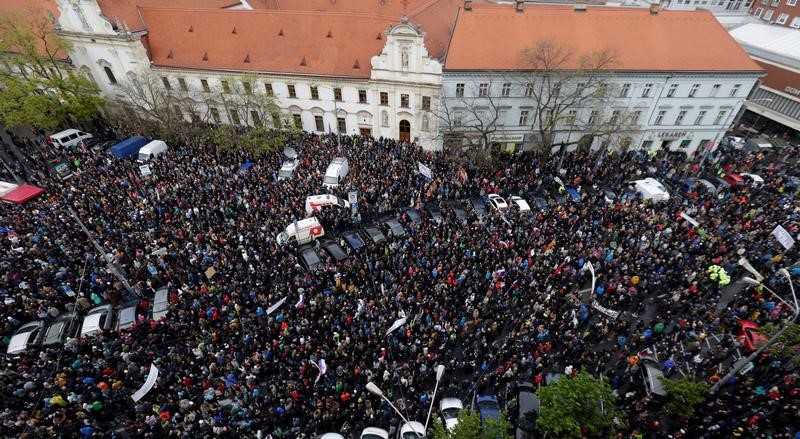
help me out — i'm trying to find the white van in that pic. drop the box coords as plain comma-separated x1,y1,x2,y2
137,140,168,162
305,194,350,215
630,178,670,202
323,157,349,188
49,129,92,149
276,217,325,245
278,159,300,180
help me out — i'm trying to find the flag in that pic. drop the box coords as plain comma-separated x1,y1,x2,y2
295,294,304,309
311,359,327,384
386,317,407,336
266,297,287,316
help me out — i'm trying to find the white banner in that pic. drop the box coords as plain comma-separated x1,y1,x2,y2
771,225,795,250
679,212,700,227
592,301,620,320
266,297,287,316
131,364,159,402
417,162,432,180
386,316,407,336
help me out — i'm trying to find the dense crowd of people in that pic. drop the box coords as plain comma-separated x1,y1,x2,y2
0,127,798,438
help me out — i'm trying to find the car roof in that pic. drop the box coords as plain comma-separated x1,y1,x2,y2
8,323,43,354
81,312,105,336
439,397,464,410
342,230,365,248
360,427,389,439
321,240,348,260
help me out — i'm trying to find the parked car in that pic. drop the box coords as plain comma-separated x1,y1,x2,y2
319,238,348,261
426,206,444,223
360,427,390,439
341,230,366,250
602,188,617,205
398,421,425,439
319,434,345,439
723,173,744,187
445,200,468,222
516,382,539,439
468,196,487,217
382,217,406,237
476,394,501,424
738,320,768,351
486,194,509,210
153,287,170,321
362,226,386,244
402,208,422,224
740,173,764,187
566,188,582,203
439,397,464,431
42,312,80,347
546,188,567,206
509,196,531,212
692,178,717,193
81,305,113,337
526,191,549,210
640,353,667,396
116,302,138,331
6,321,45,354
298,244,322,271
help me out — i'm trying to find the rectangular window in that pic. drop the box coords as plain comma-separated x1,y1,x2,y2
791,16,800,28
358,89,367,104
642,83,653,98
422,96,431,111
292,113,302,129
210,107,220,123
519,110,529,125
243,81,252,95
161,77,171,90
178,78,188,91
788,0,797,5
567,110,577,125
610,110,620,125
380,92,389,106
228,109,240,125
400,94,409,108
710,84,721,97
667,84,678,98
478,83,489,97
337,117,346,133
287,84,297,98
588,110,599,125
695,110,707,124
314,115,324,132
201,79,211,92
689,84,700,97
310,86,319,100
772,0,780,6
630,110,642,125
619,83,630,98
552,84,561,97
754,7,764,16
334,88,342,101
763,9,774,20
714,110,727,125
454,112,463,127
265,83,274,96
501,83,511,97
221,80,231,93
251,111,261,126
455,83,465,98
524,83,534,97
777,12,790,23
642,140,654,150
675,110,687,125
655,110,667,125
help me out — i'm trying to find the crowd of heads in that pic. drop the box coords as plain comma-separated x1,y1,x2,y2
0,128,798,438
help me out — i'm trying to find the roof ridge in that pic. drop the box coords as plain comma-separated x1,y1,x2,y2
138,5,400,21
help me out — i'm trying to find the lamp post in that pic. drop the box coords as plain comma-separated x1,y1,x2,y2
423,364,446,433
366,382,423,437
710,269,798,394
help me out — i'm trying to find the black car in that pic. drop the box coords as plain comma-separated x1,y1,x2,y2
426,206,444,223
362,226,386,244
84,137,118,153
297,244,321,271
468,196,487,217
341,230,366,250
526,191,549,211
319,238,348,261
402,208,422,224
445,200,468,222
545,188,566,206
382,217,406,237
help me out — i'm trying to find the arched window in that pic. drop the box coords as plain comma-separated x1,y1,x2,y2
104,66,117,84
79,66,96,86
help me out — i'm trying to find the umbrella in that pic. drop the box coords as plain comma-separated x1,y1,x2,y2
654,322,665,333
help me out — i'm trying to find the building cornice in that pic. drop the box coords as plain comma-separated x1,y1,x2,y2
56,30,147,42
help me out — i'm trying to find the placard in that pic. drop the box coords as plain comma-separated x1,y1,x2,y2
417,162,432,180
139,165,152,176
771,225,795,250
131,364,159,402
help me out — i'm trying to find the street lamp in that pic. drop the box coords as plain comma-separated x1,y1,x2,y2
423,365,446,433
711,270,798,393
366,382,423,437
742,277,794,310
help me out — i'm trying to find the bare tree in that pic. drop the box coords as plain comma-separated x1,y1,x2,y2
433,80,503,151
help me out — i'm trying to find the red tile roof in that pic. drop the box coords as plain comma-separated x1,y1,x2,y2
445,4,763,73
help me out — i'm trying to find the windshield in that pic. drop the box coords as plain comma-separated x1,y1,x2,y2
402,433,421,439
478,399,499,410
278,169,292,177
362,435,385,439
137,153,149,161
324,175,338,185
277,232,289,244
442,407,460,419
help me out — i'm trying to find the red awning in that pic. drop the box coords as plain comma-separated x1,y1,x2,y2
0,184,45,204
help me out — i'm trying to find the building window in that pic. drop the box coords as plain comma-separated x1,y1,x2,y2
337,117,346,133
454,112,463,126
501,83,511,97
667,84,678,98
754,7,764,16
314,115,324,132
310,86,319,100
714,110,727,125
265,83,274,96
497,110,507,126
380,92,389,106
610,110,620,125
358,89,367,104
631,110,642,125
777,12,790,23
478,83,489,97
763,9,774,20
619,83,630,98
422,96,431,111
791,16,800,28
788,0,797,5
642,83,653,98
655,110,667,125
228,109,240,125
689,84,700,97
201,79,211,92
518,110,529,125
210,107,220,123
292,113,302,129
400,94,409,108
251,111,261,126
710,84,721,97
455,83,465,98
675,110,687,125
104,66,117,84
524,83,533,97
729,84,741,97
221,80,231,93
243,81,252,94
334,88,342,101
552,84,561,97
588,110,599,125
178,78,188,91
161,76,171,90
695,110,707,125
287,84,297,98
567,110,577,125
772,0,780,5
642,140,654,150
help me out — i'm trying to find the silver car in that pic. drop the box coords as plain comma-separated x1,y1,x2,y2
153,287,170,321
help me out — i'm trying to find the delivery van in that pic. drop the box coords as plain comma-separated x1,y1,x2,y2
630,178,670,202
276,217,325,245
323,157,349,188
49,129,93,149
110,136,149,159
305,194,350,215
137,140,168,162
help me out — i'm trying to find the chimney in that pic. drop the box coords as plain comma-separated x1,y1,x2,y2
464,0,472,11
515,0,524,12
574,3,587,12
649,4,660,15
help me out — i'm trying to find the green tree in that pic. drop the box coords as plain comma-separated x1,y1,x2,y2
0,6,104,129
430,410,514,439
760,321,800,367
659,378,709,419
536,371,622,438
